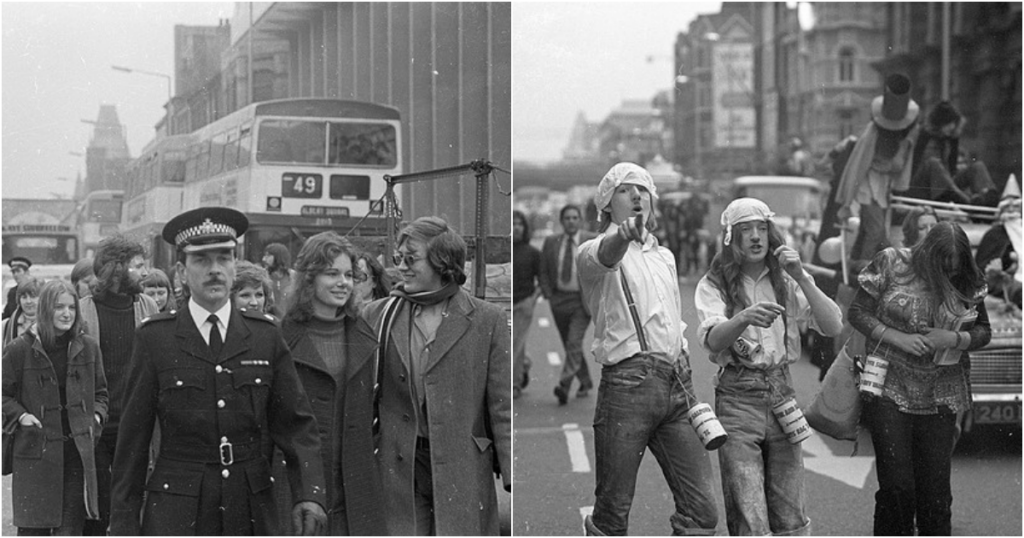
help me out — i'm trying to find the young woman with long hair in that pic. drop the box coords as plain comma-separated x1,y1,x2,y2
849,221,991,535
2,279,108,535
694,198,843,536
352,252,393,309
272,231,384,535
261,242,297,311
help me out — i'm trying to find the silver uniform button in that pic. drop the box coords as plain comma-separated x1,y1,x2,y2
217,399,225,408
216,365,223,373
222,469,230,479
176,380,183,387
221,436,228,443
163,483,169,490
255,378,262,384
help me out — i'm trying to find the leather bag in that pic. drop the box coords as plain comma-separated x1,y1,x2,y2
806,345,861,441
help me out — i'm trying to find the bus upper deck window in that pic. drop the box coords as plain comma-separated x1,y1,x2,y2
328,123,397,166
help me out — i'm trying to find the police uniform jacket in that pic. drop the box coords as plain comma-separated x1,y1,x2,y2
109,306,326,536
2,329,108,528
363,289,512,536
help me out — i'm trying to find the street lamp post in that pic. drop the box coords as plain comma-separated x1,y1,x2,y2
112,65,172,104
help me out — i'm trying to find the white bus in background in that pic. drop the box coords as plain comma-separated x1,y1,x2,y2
121,134,193,274
179,98,402,263
1,199,81,306
1,222,79,310
78,189,124,259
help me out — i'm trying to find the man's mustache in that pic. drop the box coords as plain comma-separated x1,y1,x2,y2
204,278,227,286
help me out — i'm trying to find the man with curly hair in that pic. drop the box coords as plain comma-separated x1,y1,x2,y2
78,234,159,535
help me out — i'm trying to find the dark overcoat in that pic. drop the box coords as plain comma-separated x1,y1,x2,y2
273,314,385,536
109,307,326,536
363,289,512,536
2,329,109,528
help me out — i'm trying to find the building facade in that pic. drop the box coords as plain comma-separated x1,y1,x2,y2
775,3,888,163
167,2,511,238
874,2,1022,188
675,2,1020,186
675,3,760,180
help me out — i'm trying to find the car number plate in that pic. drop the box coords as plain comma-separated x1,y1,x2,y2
973,402,1022,424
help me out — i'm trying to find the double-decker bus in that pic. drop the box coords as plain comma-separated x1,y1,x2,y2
79,189,125,258
180,98,400,262
121,134,193,273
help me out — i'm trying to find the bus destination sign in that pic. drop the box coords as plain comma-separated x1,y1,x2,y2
2,224,72,233
300,205,350,218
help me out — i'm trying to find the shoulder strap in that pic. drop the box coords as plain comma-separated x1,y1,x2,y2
372,297,403,437
619,269,649,352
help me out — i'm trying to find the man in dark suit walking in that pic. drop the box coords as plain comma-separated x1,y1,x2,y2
110,207,327,536
540,204,596,405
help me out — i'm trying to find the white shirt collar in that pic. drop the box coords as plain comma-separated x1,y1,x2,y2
188,297,232,332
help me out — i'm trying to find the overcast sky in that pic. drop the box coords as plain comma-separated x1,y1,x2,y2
2,2,234,200
513,2,722,164
2,2,723,199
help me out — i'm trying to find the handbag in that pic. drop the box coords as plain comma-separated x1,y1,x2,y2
805,343,861,441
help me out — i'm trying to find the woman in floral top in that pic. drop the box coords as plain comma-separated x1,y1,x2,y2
848,221,990,536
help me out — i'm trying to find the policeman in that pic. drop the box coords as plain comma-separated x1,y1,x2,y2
3,256,32,319
109,207,327,535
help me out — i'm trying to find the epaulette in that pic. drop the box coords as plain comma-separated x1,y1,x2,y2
140,310,178,326
239,307,279,325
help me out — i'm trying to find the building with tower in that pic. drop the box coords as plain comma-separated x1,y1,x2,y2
84,104,131,194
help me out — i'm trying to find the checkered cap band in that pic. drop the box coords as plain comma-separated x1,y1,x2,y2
175,218,238,247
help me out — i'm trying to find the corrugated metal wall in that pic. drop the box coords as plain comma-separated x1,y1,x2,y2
263,2,511,238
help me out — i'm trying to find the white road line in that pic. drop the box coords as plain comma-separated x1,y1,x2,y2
579,506,594,531
537,317,551,328
563,423,591,473
547,351,562,366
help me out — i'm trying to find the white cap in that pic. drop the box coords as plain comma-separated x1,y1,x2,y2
720,198,774,246
594,162,659,222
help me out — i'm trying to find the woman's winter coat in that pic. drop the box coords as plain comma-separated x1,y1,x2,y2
2,329,108,528
273,314,385,535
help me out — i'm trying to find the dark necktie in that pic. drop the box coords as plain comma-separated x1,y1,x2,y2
207,314,223,357
561,235,574,285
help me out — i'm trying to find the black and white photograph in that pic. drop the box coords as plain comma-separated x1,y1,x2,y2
3,2,511,535
512,2,1021,536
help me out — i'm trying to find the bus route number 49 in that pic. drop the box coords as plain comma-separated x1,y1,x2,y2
283,173,322,198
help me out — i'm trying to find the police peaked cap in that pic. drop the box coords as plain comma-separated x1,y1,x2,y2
162,207,249,253
8,257,31,269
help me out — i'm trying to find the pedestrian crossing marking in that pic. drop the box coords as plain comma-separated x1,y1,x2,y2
538,317,551,328
802,430,874,489
563,423,591,473
547,351,562,366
